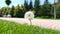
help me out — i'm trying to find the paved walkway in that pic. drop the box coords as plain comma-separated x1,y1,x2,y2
0,17,60,30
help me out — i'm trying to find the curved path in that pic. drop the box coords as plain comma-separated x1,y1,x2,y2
0,17,60,30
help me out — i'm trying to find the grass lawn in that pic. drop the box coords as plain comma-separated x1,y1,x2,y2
36,16,54,19
0,20,60,34
36,16,60,20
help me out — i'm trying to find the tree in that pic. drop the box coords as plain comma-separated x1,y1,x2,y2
56,7,60,18
10,5,15,17
44,0,49,5
5,0,11,6
29,0,33,10
5,0,11,15
16,5,24,18
41,0,52,18
24,0,29,11
41,4,51,16
1,7,7,15
34,0,40,16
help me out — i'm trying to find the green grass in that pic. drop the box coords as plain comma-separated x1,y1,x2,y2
0,20,60,34
36,16,60,20
36,16,54,19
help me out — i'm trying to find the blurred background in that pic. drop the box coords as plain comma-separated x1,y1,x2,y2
0,0,60,19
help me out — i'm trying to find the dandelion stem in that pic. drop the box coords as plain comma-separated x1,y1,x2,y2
29,19,32,25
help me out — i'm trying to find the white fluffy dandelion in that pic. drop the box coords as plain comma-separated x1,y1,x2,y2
24,11,34,25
